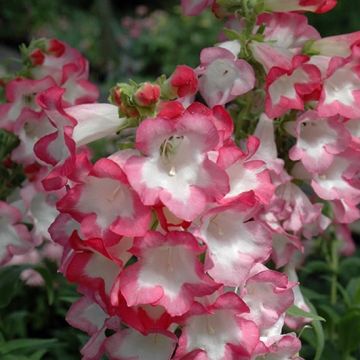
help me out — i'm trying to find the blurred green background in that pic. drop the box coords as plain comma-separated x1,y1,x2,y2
1,0,359,100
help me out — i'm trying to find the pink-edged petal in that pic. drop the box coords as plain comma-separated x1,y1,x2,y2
11,109,53,165
57,158,151,239
181,0,213,16
289,110,350,173
0,76,56,129
0,201,33,265
264,0,337,13
64,245,121,308
60,59,99,105
119,231,220,316
66,296,108,335
311,150,360,204
284,266,311,330
242,270,295,329
175,293,259,359
198,194,272,287
335,224,356,256
255,333,302,360
125,110,229,221
218,138,275,205
80,328,107,360
257,12,320,52
332,199,360,224
186,103,234,147
198,47,255,107
317,58,360,119
310,31,360,58
113,294,173,335
251,12,319,73
270,232,302,269
105,329,177,360
265,57,321,119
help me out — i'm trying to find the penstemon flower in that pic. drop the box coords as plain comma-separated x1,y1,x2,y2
2,0,360,359
0,38,99,280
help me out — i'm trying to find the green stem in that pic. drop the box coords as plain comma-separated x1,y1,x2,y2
329,237,339,343
330,239,339,306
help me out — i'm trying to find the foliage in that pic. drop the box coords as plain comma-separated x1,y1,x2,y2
299,246,360,359
0,262,86,360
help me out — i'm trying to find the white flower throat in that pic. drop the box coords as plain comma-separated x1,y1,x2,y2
159,135,185,176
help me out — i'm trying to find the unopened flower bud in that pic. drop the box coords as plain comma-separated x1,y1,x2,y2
29,49,45,66
157,100,185,119
134,82,161,107
111,86,123,107
168,65,198,98
47,39,65,57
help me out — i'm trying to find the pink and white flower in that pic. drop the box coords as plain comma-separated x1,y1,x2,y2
66,296,121,360
197,193,271,287
250,12,320,72
0,77,55,131
263,0,337,14
57,157,151,240
175,292,259,359
0,201,32,265
125,107,229,221
288,110,350,173
119,231,220,316
311,149,360,204
197,47,255,107
105,329,177,360
241,269,295,330
317,57,360,119
217,136,274,205
307,31,360,58
265,56,321,118
181,0,214,16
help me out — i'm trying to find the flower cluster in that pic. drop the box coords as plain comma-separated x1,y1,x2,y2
43,78,302,360
1,0,360,359
0,38,98,280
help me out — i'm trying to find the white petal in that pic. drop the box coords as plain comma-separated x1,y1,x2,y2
68,104,126,146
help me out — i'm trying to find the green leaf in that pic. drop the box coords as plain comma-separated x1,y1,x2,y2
58,295,80,304
0,265,27,308
287,305,325,321
0,129,19,161
34,265,55,305
339,257,360,281
28,349,48,360
2,355,30,360
346,277,360,305
301,260,331,275
301,286,327,300
317,304,340,323
338,310,360,353
2,349,48,360
222,28,240,40
307,301,325,360
0,338,57,355
2,310,28,338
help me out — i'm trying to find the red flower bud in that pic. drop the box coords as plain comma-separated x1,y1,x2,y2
47,39,65,57
111,87,122,107
158,100,185,119
169,65,198,97
120,102,139,118
134,82,161,107
29,49,45,66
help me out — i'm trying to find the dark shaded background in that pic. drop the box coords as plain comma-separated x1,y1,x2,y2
1,0,359,99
